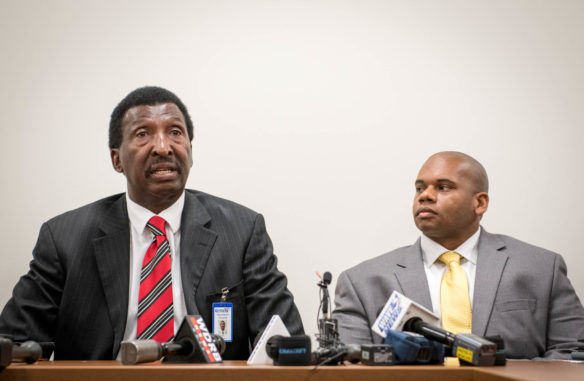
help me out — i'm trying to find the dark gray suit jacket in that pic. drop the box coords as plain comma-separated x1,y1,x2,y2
0,189,303,360
333,229,584,359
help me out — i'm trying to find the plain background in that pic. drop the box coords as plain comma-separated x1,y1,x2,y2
1,0,583,345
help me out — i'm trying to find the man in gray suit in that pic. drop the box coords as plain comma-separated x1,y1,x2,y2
0,86,303,360
333,151,584,359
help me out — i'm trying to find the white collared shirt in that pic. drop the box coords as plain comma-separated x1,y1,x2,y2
421,227,480,320
120,192,188,344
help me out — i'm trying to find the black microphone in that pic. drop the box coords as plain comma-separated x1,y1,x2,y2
572,351,584,361
403,317,497,366
0,337,11,369
403,318,456,346
315,271,342,357
311,343,362,366
320,271,332,317
265,335,311,365
121,315,225,365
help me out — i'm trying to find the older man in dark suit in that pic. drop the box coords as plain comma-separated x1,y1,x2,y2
333,151,584,359
0,86,303,360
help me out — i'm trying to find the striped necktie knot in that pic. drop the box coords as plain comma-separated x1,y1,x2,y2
147,215,167,236
137,216,174,343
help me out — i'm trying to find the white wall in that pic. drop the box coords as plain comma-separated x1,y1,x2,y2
1,0,583,342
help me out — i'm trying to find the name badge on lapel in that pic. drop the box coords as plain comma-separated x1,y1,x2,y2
213,287,233,342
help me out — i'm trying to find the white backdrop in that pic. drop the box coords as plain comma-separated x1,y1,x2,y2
1,0,583,343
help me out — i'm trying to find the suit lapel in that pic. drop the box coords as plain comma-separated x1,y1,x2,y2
472,229,508,336
179,191,218,315
394,239,434,311
92,196,130,358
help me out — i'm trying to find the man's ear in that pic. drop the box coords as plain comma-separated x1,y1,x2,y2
474,192,489,217
110,149,124,173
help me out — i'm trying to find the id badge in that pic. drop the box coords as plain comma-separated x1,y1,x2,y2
212,302,233,342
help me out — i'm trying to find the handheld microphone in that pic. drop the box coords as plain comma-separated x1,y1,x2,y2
403,317,496,366
372,291,439,337
266,335,311,365
385,330,444,364
373,291,499,366
121,315,225,365
0,337,42,368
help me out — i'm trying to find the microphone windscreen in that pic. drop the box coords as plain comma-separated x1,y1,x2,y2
12,341,42,364
121,340,161,365
211,334,226,354
323,272,332,285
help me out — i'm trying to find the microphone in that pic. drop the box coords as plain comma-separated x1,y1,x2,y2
321,272,332,317
385,330,444,364
372,290,440,337
121,315,225,365
572,351,584,361
404,317,496,366
312,271,397,366
265,335,312,365
0,337,42,368
312,271,395,366
372,291,499,366
314,271,344,364
316,272,339,347
311,343,361,366
311,343,395,366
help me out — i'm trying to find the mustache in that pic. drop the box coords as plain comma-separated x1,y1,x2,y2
145,157,182,177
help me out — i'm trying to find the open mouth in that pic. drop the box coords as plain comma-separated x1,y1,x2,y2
152,168,175,175
147,164,179,178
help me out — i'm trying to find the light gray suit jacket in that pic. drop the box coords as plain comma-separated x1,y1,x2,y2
333,229,584,359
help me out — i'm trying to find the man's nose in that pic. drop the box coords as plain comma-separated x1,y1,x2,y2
418,186,436,202
152,132,172,156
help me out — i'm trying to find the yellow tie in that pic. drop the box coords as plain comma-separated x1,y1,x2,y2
439,251,472,334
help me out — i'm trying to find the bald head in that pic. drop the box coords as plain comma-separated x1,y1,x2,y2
426,151,489,194
413,151,490,249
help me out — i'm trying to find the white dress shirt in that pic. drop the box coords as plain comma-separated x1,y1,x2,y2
120,193,188,344
421,227,480,320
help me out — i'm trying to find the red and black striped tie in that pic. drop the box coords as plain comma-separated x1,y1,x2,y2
137,216,174,342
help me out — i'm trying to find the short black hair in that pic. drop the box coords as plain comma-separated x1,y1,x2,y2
109,86,194,149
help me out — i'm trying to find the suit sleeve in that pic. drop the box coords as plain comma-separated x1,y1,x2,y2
0,222,64,343
543,254,584,358
241,214,304,339
333,270,375,345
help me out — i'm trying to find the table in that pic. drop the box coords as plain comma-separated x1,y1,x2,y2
1,360,583,381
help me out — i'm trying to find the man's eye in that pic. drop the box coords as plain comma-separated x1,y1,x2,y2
170,129,182,136
136,131,147,137
438,185,451,191
415,186,424,193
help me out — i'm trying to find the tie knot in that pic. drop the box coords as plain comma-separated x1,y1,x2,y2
147,216,167,236
439,251,462,266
